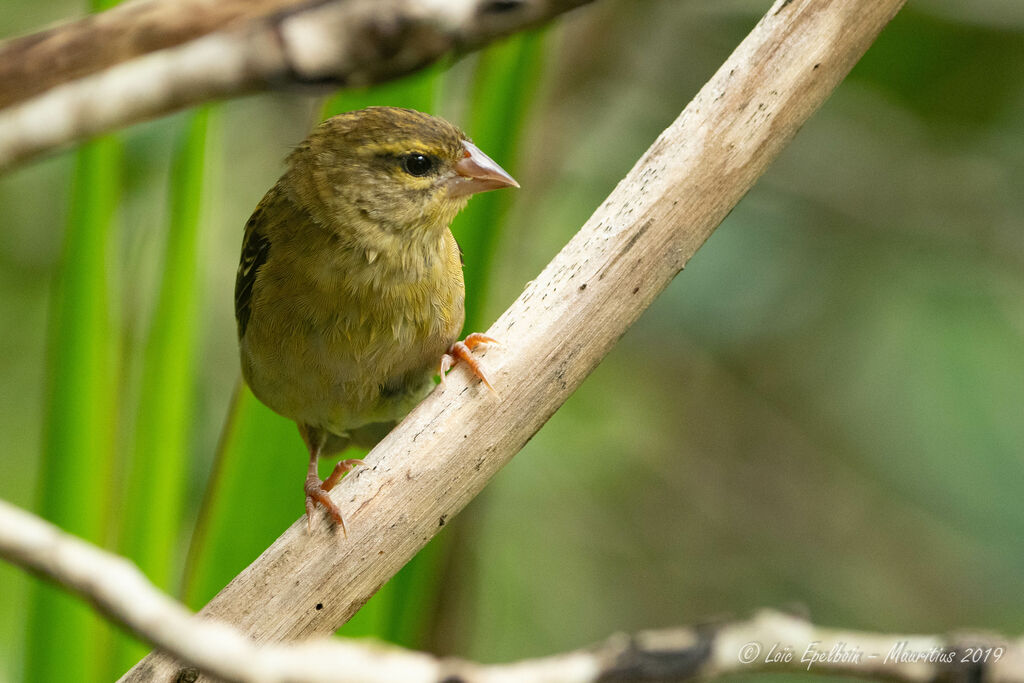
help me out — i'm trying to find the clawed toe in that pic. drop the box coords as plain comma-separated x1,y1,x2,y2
300,426,368,537
438,333,499,395
304,474,347,536
322,458,366,492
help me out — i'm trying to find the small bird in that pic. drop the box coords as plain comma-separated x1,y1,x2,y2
234,107,518,534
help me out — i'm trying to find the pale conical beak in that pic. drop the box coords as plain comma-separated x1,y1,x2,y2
446,140,519,199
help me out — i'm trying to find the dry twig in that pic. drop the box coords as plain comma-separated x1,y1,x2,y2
0,0,594,171
4,499,1023,683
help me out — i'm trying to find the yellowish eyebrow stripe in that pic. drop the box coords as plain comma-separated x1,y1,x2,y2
359,142,429,157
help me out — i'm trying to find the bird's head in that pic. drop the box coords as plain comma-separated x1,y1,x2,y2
288,107,518,242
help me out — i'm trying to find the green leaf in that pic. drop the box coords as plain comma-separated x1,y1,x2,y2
110,107,213,674
25,135,122,683
182,384,305,609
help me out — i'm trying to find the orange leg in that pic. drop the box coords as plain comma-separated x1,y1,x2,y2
299,425,364,536
439,333,499,394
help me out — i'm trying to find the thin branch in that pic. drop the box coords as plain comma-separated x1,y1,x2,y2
0,0,593,172
102,0,909,679
0,500,418,683
4,499,1022,683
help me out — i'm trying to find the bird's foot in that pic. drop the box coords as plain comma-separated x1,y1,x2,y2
305,473,345,536
304,458,365,536
439,333,499,394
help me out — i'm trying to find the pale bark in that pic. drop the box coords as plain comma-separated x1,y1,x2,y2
4,499,1020,683
0,0,593,171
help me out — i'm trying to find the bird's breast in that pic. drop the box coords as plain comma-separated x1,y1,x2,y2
240,239,464,434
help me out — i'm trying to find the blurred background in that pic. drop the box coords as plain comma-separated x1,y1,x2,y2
1,0,1023,681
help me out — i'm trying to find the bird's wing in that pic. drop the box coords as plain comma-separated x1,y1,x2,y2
235,192,274,338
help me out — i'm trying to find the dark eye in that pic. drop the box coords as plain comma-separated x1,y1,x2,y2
402,153,435,177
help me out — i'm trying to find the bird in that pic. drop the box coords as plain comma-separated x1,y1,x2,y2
234,106,518,534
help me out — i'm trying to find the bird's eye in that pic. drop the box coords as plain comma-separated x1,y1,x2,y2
402,153,435,177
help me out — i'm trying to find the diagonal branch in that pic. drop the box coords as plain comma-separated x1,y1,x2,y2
114,0,908,679
0,0,593,172
4,498,1022,683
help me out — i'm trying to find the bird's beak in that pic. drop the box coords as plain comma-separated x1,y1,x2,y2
446,140,519,199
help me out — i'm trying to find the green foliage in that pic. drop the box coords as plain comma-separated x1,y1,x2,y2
111,107,213,673
183,386,304,608
322,63,442,119
25,136,121,683
852,7,1024,127
23,1,124,676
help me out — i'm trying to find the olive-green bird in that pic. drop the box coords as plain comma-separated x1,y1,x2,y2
235,107,518,533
